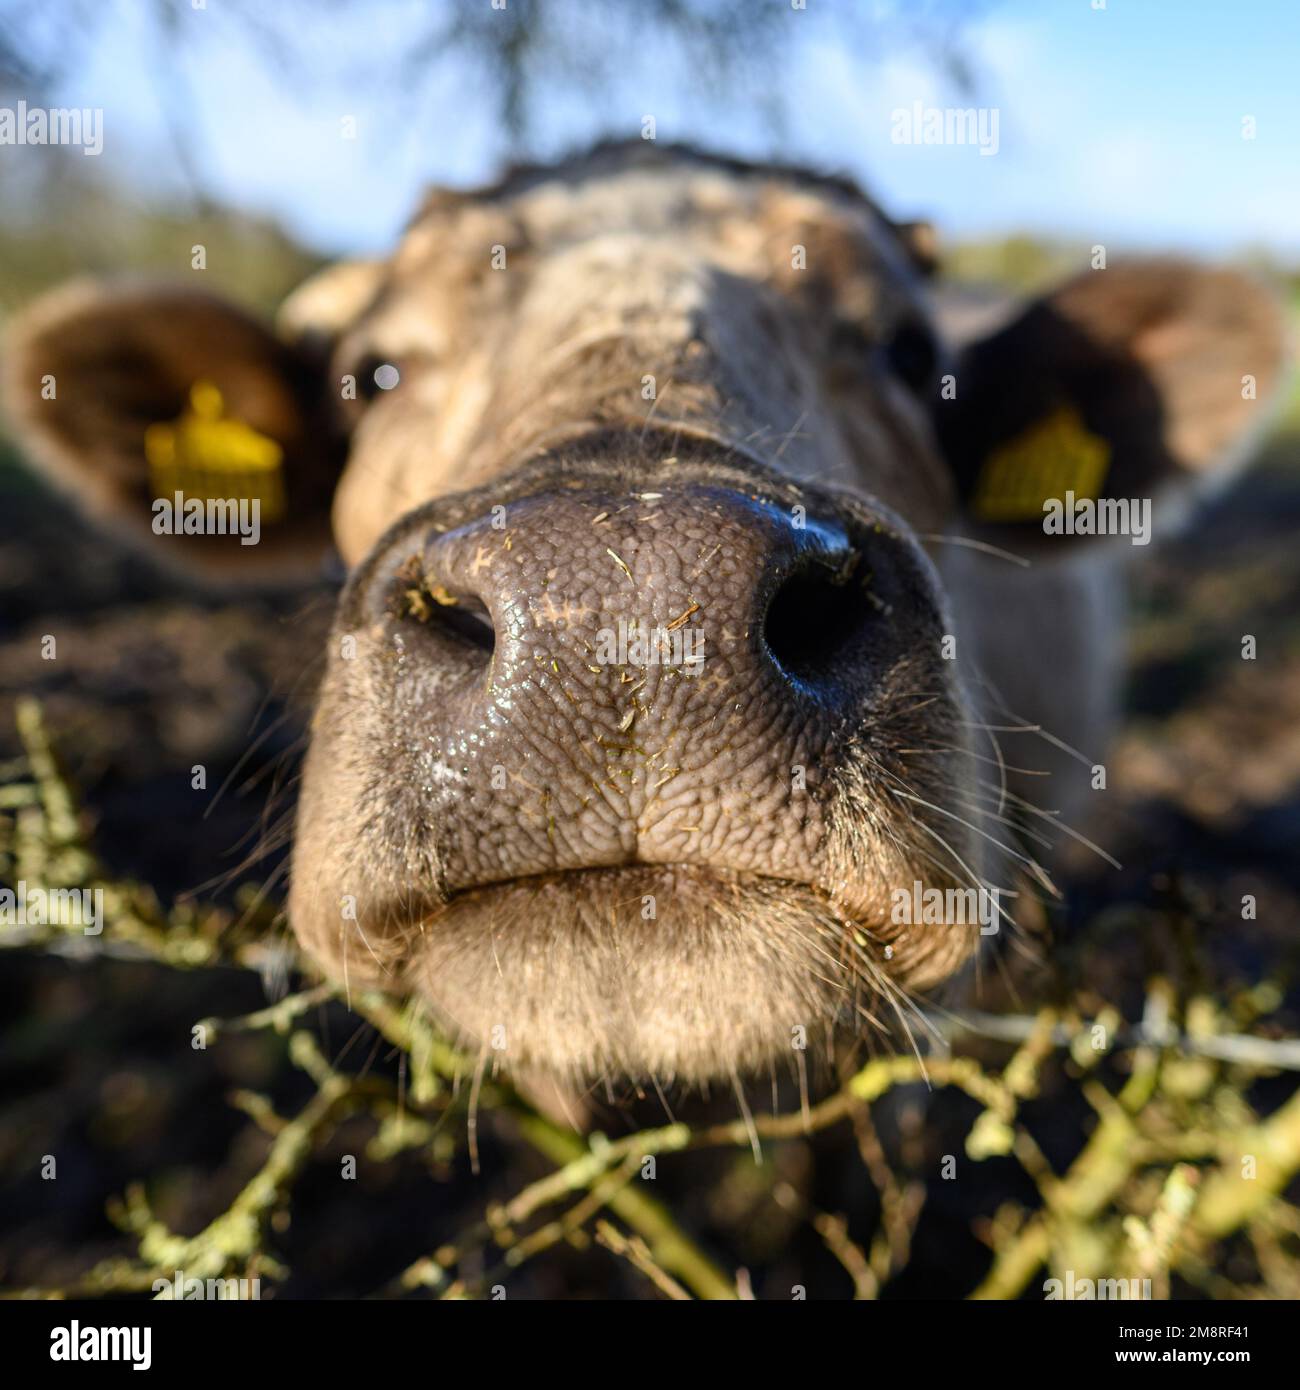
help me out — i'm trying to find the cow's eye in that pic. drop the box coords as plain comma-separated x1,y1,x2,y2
884,321,937,393
349,353,403,403
829,320,875,365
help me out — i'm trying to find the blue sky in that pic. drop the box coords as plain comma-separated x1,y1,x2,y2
40,0,1300,258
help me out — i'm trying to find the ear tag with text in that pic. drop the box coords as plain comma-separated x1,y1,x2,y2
971,405,1110,522
145,381,286,523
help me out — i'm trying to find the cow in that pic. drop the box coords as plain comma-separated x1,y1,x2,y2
2,141,1287,1093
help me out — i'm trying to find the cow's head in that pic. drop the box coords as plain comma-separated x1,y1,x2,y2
3,144,1286,1085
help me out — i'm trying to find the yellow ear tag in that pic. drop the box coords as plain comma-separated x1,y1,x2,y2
971,405,1111,522
145,381,286,524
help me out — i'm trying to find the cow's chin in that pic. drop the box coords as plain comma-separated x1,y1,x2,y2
401,863,966,1086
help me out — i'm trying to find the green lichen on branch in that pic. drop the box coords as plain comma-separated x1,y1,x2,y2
3,700,1300,1300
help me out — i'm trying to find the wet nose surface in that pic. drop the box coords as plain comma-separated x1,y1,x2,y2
371,483,902,892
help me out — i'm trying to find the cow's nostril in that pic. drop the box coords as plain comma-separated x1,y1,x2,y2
764,559,875,684
425,597,496,655
389,557,496,656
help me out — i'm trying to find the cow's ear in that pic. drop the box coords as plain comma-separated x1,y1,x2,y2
936,260,1289,548
1,278,347,584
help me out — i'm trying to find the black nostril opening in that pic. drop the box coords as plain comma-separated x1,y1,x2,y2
764,558,875,684
389,557,495,656
425,597,496,654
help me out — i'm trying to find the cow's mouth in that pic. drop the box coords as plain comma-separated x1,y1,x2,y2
395,860,910,1083
439,859,821,908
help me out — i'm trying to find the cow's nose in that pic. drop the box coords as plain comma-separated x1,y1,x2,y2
363,480,931,891
389,487,878,690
